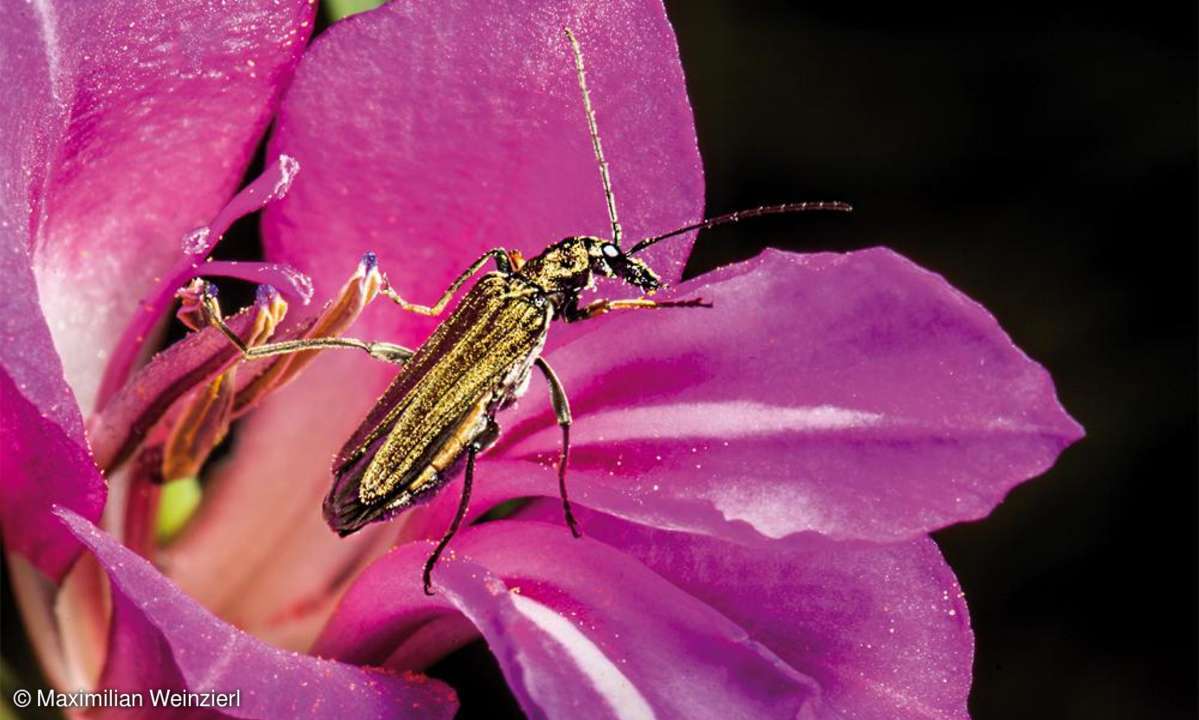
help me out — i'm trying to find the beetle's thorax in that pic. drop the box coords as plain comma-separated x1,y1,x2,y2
518,237,597,294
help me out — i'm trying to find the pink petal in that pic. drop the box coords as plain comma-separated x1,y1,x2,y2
197,261,314,305
0,0,104,583
17,0,315,413
96,155,313,408
480,248,1083,544
316,521,819,719
0,246,105,580
56,507,457,720
524,502,973,720
263,0,703,348
6,557,74,689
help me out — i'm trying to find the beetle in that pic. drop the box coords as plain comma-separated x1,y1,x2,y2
203,29,850,594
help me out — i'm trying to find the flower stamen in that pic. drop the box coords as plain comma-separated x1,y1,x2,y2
233,252,382,414
162,285,288,482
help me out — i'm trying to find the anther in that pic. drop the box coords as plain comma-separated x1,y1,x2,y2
175,278,221,332
232,257,383,413
162,285,287,482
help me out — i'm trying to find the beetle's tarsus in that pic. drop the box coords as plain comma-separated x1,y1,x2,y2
558,424,581,539
564,500,582,539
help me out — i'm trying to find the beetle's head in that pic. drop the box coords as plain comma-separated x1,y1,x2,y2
582,236,661,291
523,236,661,293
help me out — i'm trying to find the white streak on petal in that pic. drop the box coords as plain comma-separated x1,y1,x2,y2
520,401,884,448
707,483,828,540
510,594,656,720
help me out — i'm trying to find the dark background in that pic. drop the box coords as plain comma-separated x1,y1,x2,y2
4,1,1195,718
678,1,1198,718
439,2,1199,718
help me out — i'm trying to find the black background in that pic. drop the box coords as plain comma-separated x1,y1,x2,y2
437,2,1198,718
3,1,1195,719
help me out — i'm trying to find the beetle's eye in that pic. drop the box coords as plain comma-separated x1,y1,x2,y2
601,243,620,259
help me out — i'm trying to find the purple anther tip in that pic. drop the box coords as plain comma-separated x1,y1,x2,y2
204,282,219,299
255,284,280,305
361,251,378,270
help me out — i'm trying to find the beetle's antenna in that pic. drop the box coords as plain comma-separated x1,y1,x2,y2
564,27,622,246
627,201,854,255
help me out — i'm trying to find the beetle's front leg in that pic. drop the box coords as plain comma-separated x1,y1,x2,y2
562,295,712,322
381,247,513,317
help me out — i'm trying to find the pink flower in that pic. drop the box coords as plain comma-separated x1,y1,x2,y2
1,1,1082,718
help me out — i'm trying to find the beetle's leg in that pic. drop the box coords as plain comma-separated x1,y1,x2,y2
243,337,413,365
193,261,415,366
423,439,480,595
534,358,581,538
564,296,712,322
205,305,414,365
381,248,512,317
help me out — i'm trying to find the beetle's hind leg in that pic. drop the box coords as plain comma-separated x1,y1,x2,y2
423,439,483,595
198,284,414,365
228,332,413,365
535,358,581,538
